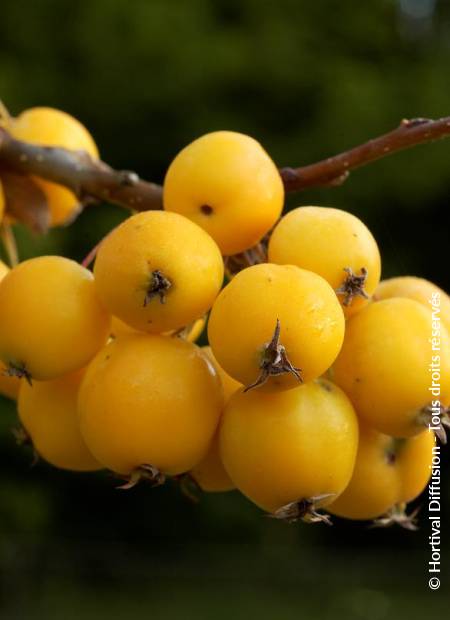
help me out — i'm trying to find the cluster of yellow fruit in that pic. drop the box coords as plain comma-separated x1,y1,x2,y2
1,111,449,526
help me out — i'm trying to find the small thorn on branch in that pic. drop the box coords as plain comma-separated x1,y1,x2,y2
244,319,302,392
118,171,140,186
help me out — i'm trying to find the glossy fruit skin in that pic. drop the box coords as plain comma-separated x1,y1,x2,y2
163,131,284,256
0,261,20,399
375,276,450,334
189,346,241,493
333,298,450,437
94,211,224,334
78,334,223,476
208,263,345,391
328,424,434,520
220,379,359,512
18,370,101,471
11,107,98,226
268,206,381,317
0,256,111,381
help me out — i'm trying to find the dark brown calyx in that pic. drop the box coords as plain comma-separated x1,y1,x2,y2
269,493,335,525
117,464,165,490
144,270,172,306
244,319,302,392
385,438,406,465
335,266,369,307
4,361,32,386
370,503,420,531
416,402,450,444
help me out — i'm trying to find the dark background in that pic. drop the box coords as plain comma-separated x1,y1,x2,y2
1,1,449,617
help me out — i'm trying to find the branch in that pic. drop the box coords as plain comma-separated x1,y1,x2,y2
279,117,450,191
1,117,450,217
0,127,163,211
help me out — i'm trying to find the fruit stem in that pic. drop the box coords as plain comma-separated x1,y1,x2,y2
0,222,19,267
335,266,369,306
244,319,302,391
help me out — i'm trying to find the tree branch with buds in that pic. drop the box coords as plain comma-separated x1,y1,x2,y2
1,116,450,230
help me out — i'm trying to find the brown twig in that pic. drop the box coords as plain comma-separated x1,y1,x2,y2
0,126,163,211
279,117,450,191
1,117,450,214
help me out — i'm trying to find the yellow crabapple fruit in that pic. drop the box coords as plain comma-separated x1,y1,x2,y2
0,256,110,382
268,206,381,318
163,131,284,256
333,298,450,437
208,263,345,391
78,333,223,479
328,423,434,521
375,276,450,335
18,370,101,471
220,379,358,518
10,107,98,226
94,211,223,334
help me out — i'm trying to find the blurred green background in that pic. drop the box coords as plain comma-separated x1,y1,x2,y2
1,0,449,617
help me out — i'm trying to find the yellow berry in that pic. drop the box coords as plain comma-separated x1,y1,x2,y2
0,256,111,381
333,298,450,437
268,206,381,317
18,370,101,472
78,334,222,476
11,107,98,226
208,263,345,391
164,131,284,255
220,379,358,513
94,211,223,334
